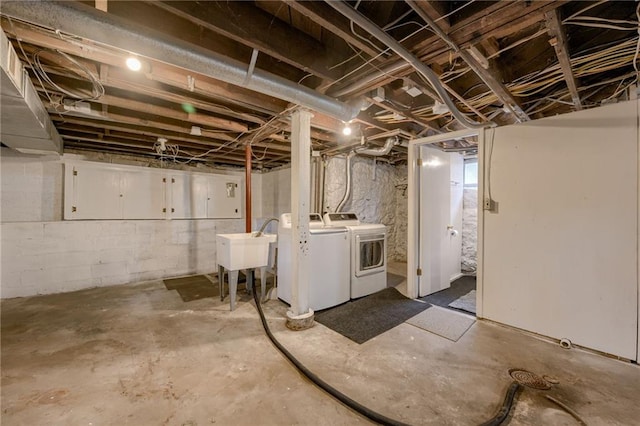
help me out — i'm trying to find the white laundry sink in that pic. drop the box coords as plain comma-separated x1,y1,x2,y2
216,233,277,271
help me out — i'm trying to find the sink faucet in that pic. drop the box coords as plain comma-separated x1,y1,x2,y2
254,217,279,237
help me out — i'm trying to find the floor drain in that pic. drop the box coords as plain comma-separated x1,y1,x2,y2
508,368,552,390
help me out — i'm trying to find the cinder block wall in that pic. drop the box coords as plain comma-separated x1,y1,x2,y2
0,150,247,298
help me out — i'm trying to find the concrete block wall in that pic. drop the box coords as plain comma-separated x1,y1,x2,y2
0,219,242,298
1,150,63,222
1,149,249,298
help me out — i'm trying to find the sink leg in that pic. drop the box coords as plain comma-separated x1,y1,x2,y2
259,267,266,303
218,265,225,301
228,270,239,311
245,269,255,297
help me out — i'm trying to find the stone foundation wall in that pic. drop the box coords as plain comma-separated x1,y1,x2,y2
324,156,407,261
462,187,478,272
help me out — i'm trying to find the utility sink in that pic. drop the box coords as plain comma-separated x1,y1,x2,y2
216,232,277,271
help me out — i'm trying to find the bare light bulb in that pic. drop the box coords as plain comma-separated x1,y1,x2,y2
342,125,352,136
126,57,142,71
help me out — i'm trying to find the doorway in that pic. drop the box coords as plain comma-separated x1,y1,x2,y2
416,146,477,316
407,128,485,318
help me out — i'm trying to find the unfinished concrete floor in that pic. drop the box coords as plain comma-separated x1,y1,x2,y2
2,267,639,425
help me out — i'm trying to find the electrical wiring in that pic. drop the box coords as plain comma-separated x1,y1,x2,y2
434,0,477,23
562,0,608,22
32,49,104,101
351,0,388,56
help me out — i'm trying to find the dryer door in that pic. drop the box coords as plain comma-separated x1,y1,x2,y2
354,233,386,277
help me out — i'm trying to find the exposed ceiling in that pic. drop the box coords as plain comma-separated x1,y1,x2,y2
1,0,638,169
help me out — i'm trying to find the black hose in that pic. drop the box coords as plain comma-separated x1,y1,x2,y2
251,289,411,426
479,382,521,426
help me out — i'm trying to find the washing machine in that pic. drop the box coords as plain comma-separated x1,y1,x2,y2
277,213,350,310
323,213,387,299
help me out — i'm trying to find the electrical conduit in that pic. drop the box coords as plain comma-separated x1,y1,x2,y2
325,0,490,129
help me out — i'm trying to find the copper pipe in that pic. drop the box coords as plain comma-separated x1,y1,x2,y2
245,144,252,232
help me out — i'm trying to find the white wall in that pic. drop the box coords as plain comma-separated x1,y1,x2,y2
481,100,638,360
260,166,291,218
0,150,257,298
1,150,63,222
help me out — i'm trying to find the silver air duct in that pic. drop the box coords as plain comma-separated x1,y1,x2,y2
1,0,362,122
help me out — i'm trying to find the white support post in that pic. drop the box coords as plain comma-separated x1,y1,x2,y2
288,109,314,327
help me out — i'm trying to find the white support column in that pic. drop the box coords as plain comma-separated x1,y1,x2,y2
287,109,314,328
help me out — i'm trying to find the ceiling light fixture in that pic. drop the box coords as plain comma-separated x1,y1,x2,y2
126,56,142,71
342,124,352,136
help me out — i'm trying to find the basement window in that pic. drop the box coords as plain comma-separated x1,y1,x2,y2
464,159,478,188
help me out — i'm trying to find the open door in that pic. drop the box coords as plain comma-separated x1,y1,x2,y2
418,146,463,297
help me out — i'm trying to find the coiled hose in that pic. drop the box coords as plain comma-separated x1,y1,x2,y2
251,289,519,426
251,289,411,426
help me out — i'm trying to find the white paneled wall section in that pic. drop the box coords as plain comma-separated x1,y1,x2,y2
64,161,242,220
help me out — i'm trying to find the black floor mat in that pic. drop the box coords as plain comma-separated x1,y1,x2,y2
315,287,430,344
419,275,476,314
164,275,219,302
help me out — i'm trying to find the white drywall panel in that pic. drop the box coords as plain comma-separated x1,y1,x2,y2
171,174,208,219
207,175,242,219
482,101,638,359
121,169,166,219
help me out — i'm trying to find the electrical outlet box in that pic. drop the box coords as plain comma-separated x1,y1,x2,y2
484,198,498,212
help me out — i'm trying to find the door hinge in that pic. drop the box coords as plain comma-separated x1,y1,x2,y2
162,177,166,183
71,206,77,212
416,268,422,276
162,208,166,213
416,158,422,167
73,170,78,176
171,208,175,213
171,178,175,183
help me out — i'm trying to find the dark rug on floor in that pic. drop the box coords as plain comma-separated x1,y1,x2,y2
315,287,431,344
164,275,219,302
386,272,405,288
419,275,476,315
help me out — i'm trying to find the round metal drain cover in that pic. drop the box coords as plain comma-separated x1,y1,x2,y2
508,368,552,390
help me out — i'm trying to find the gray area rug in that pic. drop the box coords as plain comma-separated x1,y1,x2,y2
448,290,477,314
406,306,475,342
315,287,431,344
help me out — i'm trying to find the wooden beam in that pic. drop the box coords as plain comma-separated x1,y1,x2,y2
411,1,450,32
544,9,582,110
152,0,345,82
407,0,529,122
2,18,287,114
282,0,382,59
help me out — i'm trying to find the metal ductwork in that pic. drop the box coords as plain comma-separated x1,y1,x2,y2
0,29,62,155
325,1,491,129
355,136,397,156
1,0,363,123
